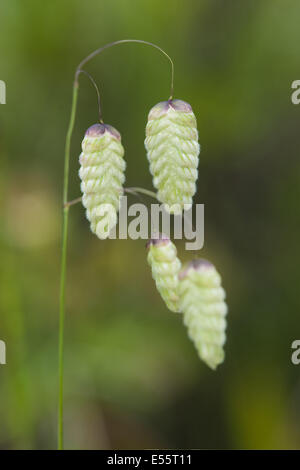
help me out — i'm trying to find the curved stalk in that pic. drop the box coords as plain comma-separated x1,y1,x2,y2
125,187,158,200
76,39,174,100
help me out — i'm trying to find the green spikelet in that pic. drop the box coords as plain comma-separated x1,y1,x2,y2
145,99,200,214
147,234,181,312
179,259,227,369
79,123,126,239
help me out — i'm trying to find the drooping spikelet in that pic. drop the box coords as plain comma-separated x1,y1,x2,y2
79,123,126,239
178,259,227,369
145,99,200,214
147,234,181,312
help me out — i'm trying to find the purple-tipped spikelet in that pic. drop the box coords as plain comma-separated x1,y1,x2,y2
145,99,200,214
147,234,181,312
79,123,126,239
179,259,228,369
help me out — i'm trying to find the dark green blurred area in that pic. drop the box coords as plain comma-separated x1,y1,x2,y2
1,0,300,449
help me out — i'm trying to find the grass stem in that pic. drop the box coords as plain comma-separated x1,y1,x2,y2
58,80,79,450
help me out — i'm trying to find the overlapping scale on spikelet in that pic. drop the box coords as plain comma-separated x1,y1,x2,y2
179,259,227,369
145,99,200,214
79,123,126,239
147,235,181,312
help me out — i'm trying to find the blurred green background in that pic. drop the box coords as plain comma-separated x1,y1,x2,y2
1,0,300,449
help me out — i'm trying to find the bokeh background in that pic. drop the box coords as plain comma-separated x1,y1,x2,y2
1,0,300,449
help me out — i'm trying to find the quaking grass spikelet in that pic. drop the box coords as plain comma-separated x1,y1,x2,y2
147,234,181,313
79,123,126,239
145,99,200,214
179,259,227,369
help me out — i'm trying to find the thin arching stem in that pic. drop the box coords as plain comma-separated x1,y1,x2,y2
77,69,103,123
63,196,82,208
125,187,158,200
76,39,175,100
64,188,158,208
